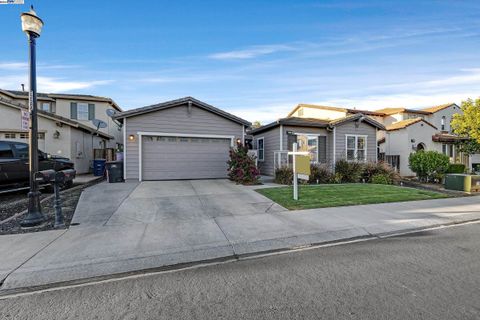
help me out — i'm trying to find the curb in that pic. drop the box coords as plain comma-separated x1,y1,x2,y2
1,217,479,298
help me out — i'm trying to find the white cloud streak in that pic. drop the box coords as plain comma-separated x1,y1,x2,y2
209,44,296,60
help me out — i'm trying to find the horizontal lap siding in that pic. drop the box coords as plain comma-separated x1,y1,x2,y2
253,127,280,176
335,122,377,162
125,104,243,180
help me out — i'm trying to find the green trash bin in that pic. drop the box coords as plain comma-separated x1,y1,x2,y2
105,161,124,183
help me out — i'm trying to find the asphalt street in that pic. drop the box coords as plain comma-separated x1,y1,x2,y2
1,222,479,320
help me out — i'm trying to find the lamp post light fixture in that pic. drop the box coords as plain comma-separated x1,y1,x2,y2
20,6,45,227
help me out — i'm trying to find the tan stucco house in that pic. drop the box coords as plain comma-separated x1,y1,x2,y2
0,89,123,174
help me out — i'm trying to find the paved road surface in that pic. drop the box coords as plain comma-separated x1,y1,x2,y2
1,222,479,320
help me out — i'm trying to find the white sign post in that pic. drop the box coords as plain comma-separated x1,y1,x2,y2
288,142,309,201
21,109,29,131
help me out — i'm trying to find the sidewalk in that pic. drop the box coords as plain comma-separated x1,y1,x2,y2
1,193,479,293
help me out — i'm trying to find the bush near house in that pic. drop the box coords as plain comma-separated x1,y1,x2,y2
334,159,364,183
446,163,466,174
274,161,398,185
227,144,260,185
408,151,450,182
274,166,294,185
309,163,335,184
363,161,399,184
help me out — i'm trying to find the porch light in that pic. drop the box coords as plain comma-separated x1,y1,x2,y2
21,6,44,37
128,134,135,141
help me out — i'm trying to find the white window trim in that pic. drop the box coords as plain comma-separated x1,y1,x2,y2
136,131,235,181
292,133,327,163
123,117,127,181
345,134,368,162
77,102,89,121
257,137,265,162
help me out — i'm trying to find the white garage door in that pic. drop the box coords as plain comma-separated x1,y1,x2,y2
142,135,232,180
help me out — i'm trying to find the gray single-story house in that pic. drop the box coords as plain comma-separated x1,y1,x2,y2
113,97,250,181
249,114,386,176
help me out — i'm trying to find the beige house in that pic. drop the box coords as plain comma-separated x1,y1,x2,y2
0,89,123,174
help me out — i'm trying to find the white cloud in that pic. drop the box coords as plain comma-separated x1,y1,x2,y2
0,75,113,92
209,44,295,60
0,62,28,70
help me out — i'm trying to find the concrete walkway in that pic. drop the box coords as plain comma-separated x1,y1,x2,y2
1,180,479,293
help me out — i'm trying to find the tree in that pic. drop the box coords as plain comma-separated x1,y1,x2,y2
251,120,262,129
451,98,480,144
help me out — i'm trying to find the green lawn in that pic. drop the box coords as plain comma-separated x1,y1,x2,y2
256,184,447,210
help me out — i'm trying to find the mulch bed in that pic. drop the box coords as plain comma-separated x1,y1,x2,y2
0,179,103,235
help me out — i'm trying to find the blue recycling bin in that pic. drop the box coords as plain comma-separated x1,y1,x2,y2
93,159,107,176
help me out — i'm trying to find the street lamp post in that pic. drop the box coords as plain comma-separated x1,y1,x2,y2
20,6,45,227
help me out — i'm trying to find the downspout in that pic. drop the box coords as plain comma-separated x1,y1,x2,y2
279,125,283,151
123,117,127,180
332,127,336,172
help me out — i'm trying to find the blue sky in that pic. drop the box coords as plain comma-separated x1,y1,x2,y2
1,0,480,123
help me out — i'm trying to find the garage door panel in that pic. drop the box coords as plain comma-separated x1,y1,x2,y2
142,136,232,180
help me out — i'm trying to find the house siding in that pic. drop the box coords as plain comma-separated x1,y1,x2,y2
254,126,280,176
124,103,243,180
334,121,377,163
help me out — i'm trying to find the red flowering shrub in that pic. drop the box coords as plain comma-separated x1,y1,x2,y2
227,144,260,185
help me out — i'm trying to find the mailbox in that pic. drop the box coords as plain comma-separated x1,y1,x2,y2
36,169,56,183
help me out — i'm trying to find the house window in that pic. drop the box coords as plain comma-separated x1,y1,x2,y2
19,133,29,139
4,133,16,139
441,116,446,131
346,135,367,161
77,103,89,120
40,102,51,112
442,144,454,157
38,132,45,140
257,137,264,161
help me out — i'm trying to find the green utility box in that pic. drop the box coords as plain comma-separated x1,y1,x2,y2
444,174,480,192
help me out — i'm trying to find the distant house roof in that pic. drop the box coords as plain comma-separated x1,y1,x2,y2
250,113,385,135
375,107,431,116
385,118,437,131
0,89,122,111
432,133,468,143
0,97,114,139
113,96,251,126
287,103,385,117
421,103,458,113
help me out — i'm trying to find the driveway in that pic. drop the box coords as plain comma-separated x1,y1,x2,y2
72,179,287,227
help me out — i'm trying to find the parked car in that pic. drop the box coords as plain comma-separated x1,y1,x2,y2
0,140,75,192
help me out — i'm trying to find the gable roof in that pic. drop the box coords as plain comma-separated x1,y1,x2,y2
0,89,122,111
385,118,437,131
113,96,251,126
250,113,385,135
287,103,385,118
421,103,458,113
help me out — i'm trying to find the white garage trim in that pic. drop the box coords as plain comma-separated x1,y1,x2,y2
137,131,235,181
123,117,127,180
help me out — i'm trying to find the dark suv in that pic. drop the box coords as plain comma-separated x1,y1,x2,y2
0,140,75,192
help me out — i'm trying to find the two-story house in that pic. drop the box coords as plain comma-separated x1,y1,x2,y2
0,89,123,174
376,104,470,176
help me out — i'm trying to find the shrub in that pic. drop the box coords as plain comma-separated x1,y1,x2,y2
309,163,334,184
371,173,391,185
227,144,260,185
408,151,450,182
334,159,364,183
274,166,294,185
363,161,399,184
446,163,466,174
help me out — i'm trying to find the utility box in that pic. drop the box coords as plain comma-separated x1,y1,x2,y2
445,174,480,192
